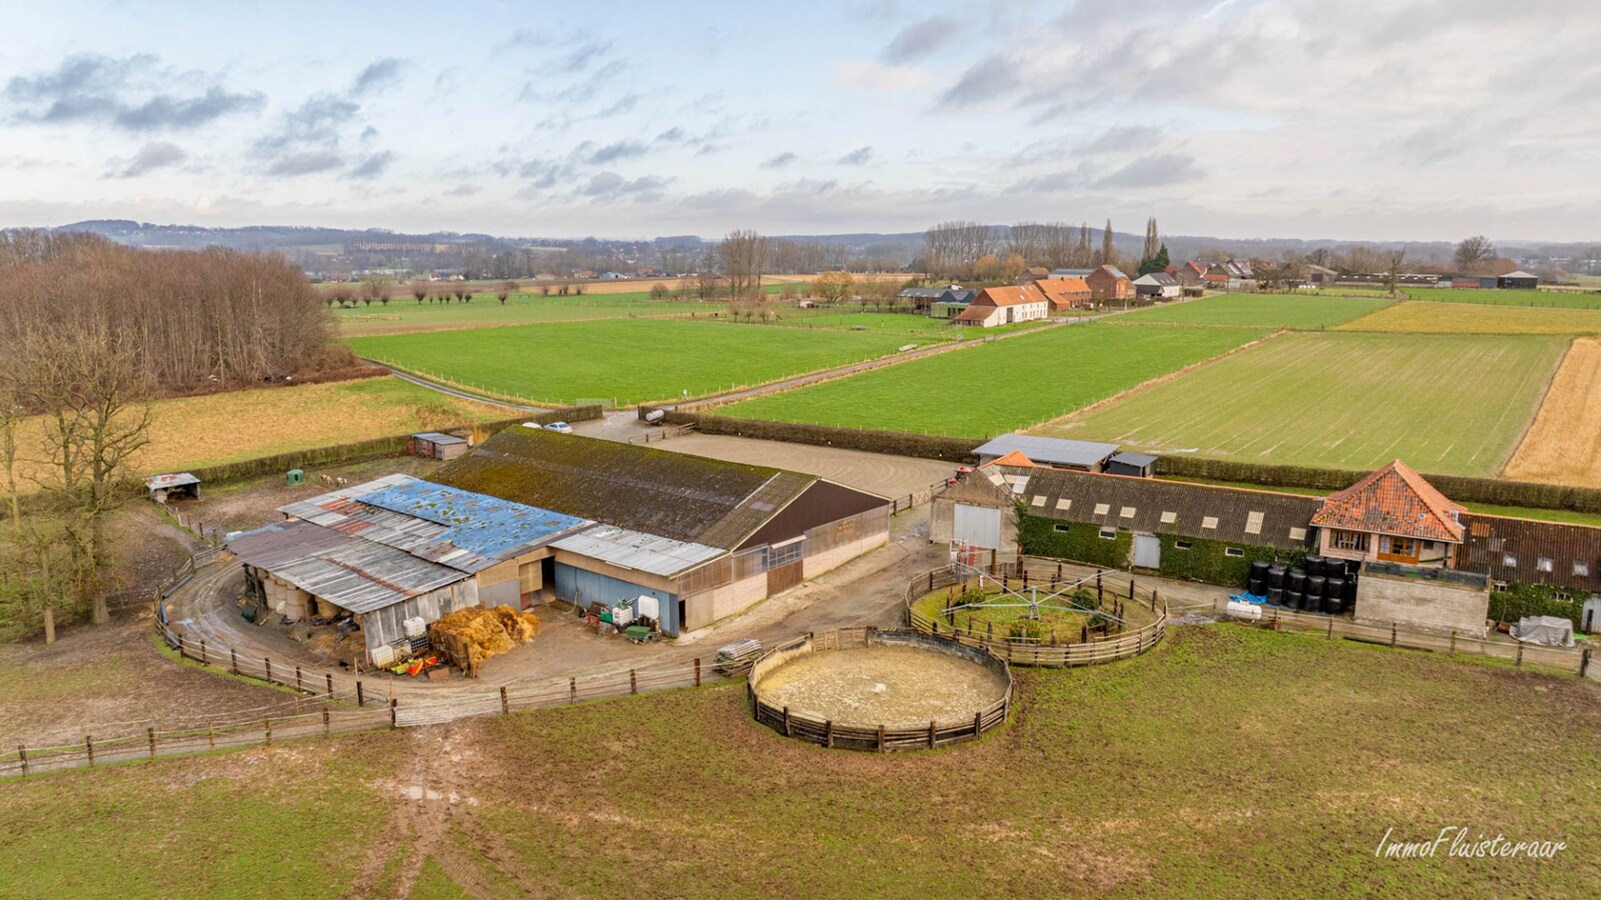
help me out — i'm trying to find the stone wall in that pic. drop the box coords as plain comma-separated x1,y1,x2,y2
1354,571,1490,637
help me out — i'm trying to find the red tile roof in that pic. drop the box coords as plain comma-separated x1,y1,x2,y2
1033,277,1091,310
974,284,1047,308
1311,460,1465,543
982,449,1037,468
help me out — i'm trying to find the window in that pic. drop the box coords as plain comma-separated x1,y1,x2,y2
1053,523,1071,533
1175,540,1192,551
1160,511,1178,525
1288,527,1307,541
1055,499,1072,511
1245,511,1264,535
1503,553,1518,568
1093,503,1110,516
1575,561,1591,578
1201,516,1219,530
1331,530,1369,552
1099,528,1117,540
1224,547,1245,558
766,540,804,568
1379,536,1419,562
1030,495,1046,508
1537,557,1554,573
1119,506,1136,518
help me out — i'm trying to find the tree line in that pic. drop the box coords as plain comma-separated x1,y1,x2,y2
920,220,1124,281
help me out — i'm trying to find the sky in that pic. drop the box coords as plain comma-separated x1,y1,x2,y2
2,0,1599,242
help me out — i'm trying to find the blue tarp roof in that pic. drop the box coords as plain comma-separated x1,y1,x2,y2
357,480,589,559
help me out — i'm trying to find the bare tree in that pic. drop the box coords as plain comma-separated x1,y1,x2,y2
812,271,854,305
411,280,429,304
721,229,771,299
1453,235,1496,272
649,282,670,301
1382,247,1408,299
497,281,518,305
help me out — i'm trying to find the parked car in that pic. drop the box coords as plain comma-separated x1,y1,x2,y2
544,421,574,434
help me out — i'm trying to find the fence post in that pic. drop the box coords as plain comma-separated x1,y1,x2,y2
356,681,365,707
1582,648,1592,678
569,677,577,704
389,698,397,729
17,745,26,778
231,649,238,674
85,735,94,767
928,721,936,749
207,727,215,750
973,710,982,737
1516,643,1524,667
264,718,272,747
1326,618,1333,640
200,640,208,665
295,666,302,691
825,720,834,749
264,658,272,684
1390,623,1397,649
630,669,637,695
783,706,792,737
877,725,886,753
1151,589,1157,613
694,658,701,687
1129,577,1134,600
323,705,331,738
1449,631,1457,657
147,727,156,759
326,673,334,697
500,687,509,715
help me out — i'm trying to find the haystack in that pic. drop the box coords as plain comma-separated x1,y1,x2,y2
428,605,542,676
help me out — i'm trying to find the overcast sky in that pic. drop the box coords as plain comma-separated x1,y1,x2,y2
3,0,1598,242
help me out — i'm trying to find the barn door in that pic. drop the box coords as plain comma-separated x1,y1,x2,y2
953,504,1002,549
1133,534,1161,569
765,538,806,595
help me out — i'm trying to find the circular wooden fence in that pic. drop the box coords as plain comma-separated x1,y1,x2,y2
747,627,1011,752
904,558,1168,667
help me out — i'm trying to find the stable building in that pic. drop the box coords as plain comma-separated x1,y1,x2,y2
1132,272,1181,299
952,284,1050,328
973,434,1119,472
1311,460,1464,568
429,428,892,632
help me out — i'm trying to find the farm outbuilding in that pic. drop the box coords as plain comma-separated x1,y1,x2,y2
429,427,893,633
409,431,469,460
973,434,1119,472
145,472,201,503
1105,452,1157,478
952,285,1050,328
1499,270,1539,289
1132,273,1181,299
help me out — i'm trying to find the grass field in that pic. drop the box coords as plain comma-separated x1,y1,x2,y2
347,318,915,406
335,290,726,337
775,310,1045,340
718,325,1265,437
1503,337,1601,487
1403,287,1601,309
1111,294,1392,329
1338,301,1601,335
2,626,1596,896
1041,332,1568,477
11,377,507,485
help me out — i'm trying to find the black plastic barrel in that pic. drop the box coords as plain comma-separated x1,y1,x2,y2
1322,558,1346,580
1249,560,1271,594
1324,576,1345,600
1268,564,1287,589
1267,586,1284,605
1287,569,1306,594
1342,573,1358,604
1304,555,1324,578
1286,589,1304,609
1306,576,1326,606
1325,595,1345,616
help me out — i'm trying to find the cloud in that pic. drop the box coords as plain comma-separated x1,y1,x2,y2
938,56,1019,107
880,15,958,63
578,172,669,198
444,183,481,197
761,152,797,168
582,140,647,164
1092,152,1204,189
107,140,186,178
837,146,873,165
344,150,395,180
1081,125,1163,154
255,95,360,155
352,58,404,95
4,53,264,131
265,150,343,176
833,60,935,93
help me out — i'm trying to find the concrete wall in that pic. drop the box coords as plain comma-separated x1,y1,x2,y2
1354,571,1489,637
475,558,522,608
803,526,888,579
682,573,766,631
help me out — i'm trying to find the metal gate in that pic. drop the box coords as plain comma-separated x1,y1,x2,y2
1133,534,1160,569
953,504,1002,549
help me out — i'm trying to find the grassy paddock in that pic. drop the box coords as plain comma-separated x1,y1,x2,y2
719,324,1265,437
1339,301,1601,335
1043,332,1567,477
347,318,914,406
1403,287,1601,309
2,627,1596,895
1112,293,1391,329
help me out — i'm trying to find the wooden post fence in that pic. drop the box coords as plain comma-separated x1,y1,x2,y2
389,699,397,729
85,735,94,767
356,681,365,707
231,649,238,674
323,705,331,738
500,686,509,714
569,677,577,704
694,658,701,687
16,745,26,778
147,727,156,759
264,718,272,747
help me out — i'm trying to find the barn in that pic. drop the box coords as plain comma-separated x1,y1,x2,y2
428,427,892,632
973,434,1118,472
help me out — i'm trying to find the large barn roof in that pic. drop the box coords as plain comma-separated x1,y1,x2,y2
228,519,468,614
429,427,816,548
974,434,1119,468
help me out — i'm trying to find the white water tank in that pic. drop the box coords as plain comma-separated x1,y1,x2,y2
1225,600,1263,621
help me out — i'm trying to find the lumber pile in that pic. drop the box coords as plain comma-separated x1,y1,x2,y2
428,605,541,676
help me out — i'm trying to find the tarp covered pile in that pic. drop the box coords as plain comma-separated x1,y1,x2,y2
428,605,542,676
1509,615,1575,648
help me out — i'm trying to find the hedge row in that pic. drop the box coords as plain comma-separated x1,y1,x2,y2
180,404,602,488
1489,582,1590,629
648,408,983,463
1154,455,1601,514
1017,514,1130,569
1155,533,1305,587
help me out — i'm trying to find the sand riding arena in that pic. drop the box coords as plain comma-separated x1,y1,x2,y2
747,627,1012,752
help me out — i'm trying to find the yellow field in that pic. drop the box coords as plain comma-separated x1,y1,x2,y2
1339,301,1601,334
9,377,507,486
1503,338,1601,486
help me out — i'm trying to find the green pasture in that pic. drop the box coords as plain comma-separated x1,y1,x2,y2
1111,293,1392,329
718,324,1264,437
332,287,763,337
1045,332,1567,477
1403,287,1601,309
346,318,913,406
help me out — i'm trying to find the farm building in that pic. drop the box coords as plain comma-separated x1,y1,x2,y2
1169,261,1210,286
952,284,1050,327
1086,265,1133,302
1132,272,1181,299
1033,277,1093,311
1304,264,1340,285
1050,268,1094,279
229,474,592,664
973,434,1119,472
930,299,972,319
1451,275,1499,289
1311,461,1464,568
145,472,201,503
1459,515,1601,631
429,427,892,632
900,285,976,313
1499,270,1539,289
1105,451,1157,478
408,431,470,460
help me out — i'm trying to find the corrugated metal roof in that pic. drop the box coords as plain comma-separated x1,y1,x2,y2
228,520,468,614
974,434,1120,468
412,431,468,444
552,526,724,577
1110,451,1158,467
146,472,200,489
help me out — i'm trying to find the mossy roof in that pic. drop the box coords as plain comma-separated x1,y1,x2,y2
428,427,817,548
